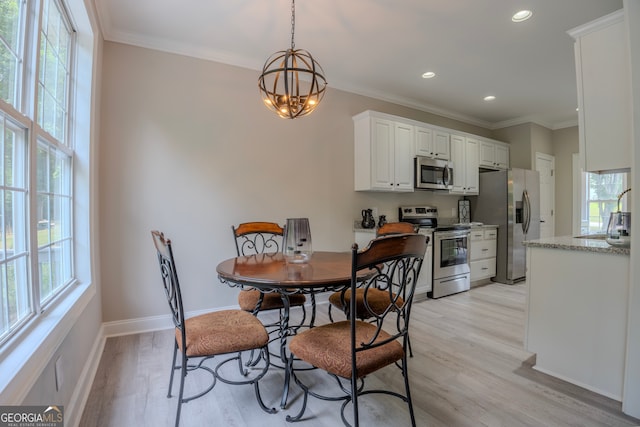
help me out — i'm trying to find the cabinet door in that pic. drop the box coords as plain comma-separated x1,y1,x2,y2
415,126,434,157
471,258,497,281
370,118,395,190
394,122,415,191
449,134,466,194
354,231,374,249
465,138,479,194
574,13,630,171
479,140,496,168
433,130,451,160
494,144,509,169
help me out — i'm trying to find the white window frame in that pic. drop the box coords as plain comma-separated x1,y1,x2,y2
0,0,96,404
572,154,629,235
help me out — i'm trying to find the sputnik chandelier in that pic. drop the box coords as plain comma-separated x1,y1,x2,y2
258,0,327,119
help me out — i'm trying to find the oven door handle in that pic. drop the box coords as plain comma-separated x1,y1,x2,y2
439,275,468,284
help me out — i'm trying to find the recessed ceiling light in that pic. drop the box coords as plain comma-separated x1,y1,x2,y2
422,71,436,79
512,10,532,22
484,95,496,101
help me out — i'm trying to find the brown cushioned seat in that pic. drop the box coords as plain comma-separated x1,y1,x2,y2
328,288,404,319
289,320,404,379
285,234,428,426
176,309,269,357
151,230,275,427
238,288,307,312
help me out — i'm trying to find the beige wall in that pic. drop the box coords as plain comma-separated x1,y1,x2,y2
492,123,532,169
552,126,579,235
99,42,490,323
531,123,553,159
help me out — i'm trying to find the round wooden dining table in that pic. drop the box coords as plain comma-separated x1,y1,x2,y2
216,251,354,291
216,250,355,409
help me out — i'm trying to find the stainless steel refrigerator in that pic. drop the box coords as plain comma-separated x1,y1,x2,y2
469,168,540,284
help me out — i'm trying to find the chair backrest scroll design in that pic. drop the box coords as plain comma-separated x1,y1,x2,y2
151,231,186,335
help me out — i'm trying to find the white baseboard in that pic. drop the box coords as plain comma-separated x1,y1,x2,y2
532,365,622,402
102,298,329,338
71,297,332,424
66,325,106,427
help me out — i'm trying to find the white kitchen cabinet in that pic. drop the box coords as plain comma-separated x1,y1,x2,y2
525,241,629,400
450,135,479,195
354,230,375,249
416,126,450,160
569,10,631,172
432,130,451,160
479,139,510,170
354,112,415,192
470,227,497,283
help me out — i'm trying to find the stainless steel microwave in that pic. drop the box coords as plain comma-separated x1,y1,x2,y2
415,156,453,190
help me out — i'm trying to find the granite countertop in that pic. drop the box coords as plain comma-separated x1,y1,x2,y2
523,235,630,255
354,221,497,232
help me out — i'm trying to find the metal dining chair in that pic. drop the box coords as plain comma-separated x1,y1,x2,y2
328,222,418,322
232,222,308,326
286,233,428,427
151,230,276,427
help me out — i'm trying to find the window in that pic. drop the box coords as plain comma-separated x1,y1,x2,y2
580,171,629,234
0,0,75,346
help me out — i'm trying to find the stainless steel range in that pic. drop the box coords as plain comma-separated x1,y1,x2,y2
399,206,471,298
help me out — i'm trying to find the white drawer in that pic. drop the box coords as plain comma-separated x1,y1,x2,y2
470,230,485,241
470,240,496,261
484,228,497,239
471,258,496,281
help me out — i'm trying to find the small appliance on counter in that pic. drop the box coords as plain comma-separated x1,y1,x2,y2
606,188,631,248
361,209,375,229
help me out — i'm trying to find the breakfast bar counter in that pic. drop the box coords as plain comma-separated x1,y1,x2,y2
523,236,630,401
524,235,630,255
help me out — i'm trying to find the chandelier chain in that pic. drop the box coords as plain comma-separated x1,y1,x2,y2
290,0,296,50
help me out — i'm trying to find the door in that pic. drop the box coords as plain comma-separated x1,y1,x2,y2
535,152,555,238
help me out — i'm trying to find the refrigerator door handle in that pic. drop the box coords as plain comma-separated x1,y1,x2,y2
523,190,531,234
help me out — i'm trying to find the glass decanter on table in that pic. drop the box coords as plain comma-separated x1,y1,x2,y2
283,218,313,263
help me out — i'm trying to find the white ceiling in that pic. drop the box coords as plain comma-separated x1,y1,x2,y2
93,0,623,130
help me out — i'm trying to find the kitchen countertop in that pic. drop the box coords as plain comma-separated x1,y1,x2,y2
354,222,497,232
524,235,630,255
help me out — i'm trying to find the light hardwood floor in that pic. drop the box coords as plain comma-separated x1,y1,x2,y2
80,283,640,426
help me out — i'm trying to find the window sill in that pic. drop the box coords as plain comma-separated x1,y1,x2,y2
0,281,96,403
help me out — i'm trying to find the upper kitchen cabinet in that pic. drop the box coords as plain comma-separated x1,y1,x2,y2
354,111,414,192
479,139,510,170
450,135,479,195
416,125,450,160
569,10,631,172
